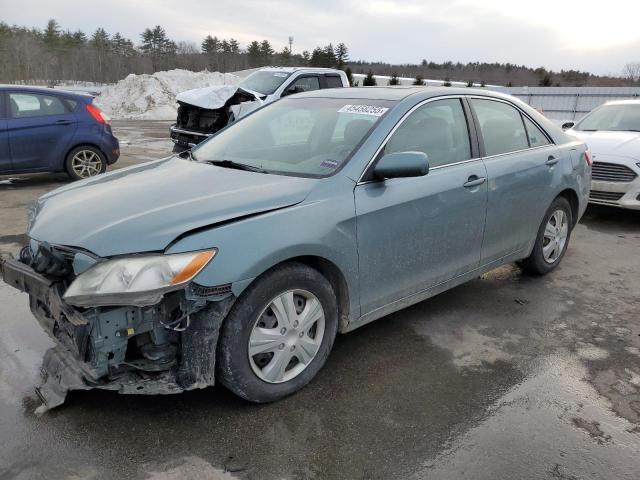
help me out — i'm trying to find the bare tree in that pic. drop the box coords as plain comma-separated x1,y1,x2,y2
622,62,640,82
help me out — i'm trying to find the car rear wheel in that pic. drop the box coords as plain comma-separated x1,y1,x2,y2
65,146,107,180
217,263,338,402
519,196,573,275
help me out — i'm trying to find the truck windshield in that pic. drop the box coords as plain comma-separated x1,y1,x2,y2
575,104,640,132
238,71,292,96
194,97,394,178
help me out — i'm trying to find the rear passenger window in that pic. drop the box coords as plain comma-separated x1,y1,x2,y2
9,93,67,118
384,98,471,168
325,76,343,89
471,99,528,156
0,94,5,119
522,116,550,147
289,76,320,93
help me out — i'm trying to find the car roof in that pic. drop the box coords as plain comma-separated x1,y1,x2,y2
258,66,343,74
0,85,91,98
603,99,640,106
293,86,513,102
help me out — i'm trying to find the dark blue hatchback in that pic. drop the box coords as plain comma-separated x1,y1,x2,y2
0,86,119,180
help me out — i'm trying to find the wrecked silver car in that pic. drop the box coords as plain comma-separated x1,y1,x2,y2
1,87,589,411
169,67,348,151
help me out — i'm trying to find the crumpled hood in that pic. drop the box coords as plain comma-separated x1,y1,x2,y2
569,130,640,160
29,157,316,257
175,85,261,110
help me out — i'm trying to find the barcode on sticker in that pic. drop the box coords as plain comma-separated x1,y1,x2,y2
338,105,389,117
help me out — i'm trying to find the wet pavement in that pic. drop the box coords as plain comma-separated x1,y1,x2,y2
1,122,640,479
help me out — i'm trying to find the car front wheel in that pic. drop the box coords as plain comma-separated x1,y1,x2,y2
520,196,573,275
65,146,107,180
217,263,338,402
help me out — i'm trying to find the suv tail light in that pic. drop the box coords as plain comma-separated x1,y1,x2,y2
584,149,593,167
85,103,110,125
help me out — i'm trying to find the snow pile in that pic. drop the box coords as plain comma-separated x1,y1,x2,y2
95,69,239,120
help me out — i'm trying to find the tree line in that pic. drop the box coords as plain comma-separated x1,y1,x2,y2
0,19,636,87
0,19,351,84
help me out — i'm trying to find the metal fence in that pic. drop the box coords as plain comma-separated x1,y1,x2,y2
494,87,640,122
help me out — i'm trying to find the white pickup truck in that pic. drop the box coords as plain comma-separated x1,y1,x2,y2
170,66,350,151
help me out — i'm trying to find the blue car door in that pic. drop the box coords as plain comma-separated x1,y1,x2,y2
0,92,10,171
354,97,488,315
468,97,560,264
7,91,78,171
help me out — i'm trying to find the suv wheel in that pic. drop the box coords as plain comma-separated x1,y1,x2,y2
520,196,573,275
217,263,338,402
65,146,107,180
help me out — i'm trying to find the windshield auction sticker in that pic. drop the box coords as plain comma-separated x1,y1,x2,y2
338,105,389,117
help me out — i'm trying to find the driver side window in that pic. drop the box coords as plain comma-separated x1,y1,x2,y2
383,98,472,168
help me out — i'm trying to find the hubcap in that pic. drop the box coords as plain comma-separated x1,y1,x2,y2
542,209,568,264
71,150,102,178
248,290,325,383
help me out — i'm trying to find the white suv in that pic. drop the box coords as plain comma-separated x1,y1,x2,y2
170,67,349,151
566,100,640,210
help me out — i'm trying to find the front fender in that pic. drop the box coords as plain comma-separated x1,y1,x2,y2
166,176,360,319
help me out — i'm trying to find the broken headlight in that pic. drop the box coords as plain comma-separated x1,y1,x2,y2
63,250,216,307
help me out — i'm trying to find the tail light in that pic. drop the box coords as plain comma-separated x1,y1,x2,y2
85,103,110,125
583,149,593,167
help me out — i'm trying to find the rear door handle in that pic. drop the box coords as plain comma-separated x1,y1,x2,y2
463,176,486,188
55,120,72,125
545,155,558,166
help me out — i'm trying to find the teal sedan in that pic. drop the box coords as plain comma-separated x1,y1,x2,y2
0,87,591,409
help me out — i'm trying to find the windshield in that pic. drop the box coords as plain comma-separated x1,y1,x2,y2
238,71,292,96
575,104,640,132
193,98,394,177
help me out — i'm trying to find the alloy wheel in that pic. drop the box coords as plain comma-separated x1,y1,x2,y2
71,150,103,178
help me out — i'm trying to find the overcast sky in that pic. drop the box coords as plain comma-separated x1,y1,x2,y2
3,0,640,75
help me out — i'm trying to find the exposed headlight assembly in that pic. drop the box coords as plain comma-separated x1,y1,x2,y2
63,249,216,307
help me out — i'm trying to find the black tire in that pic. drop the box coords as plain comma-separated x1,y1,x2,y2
217,262,338,402
520,196,573,275
65,145,107,180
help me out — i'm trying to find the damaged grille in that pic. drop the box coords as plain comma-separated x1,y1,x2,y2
176,103,227,133
190,282,232,297
22,242,74,278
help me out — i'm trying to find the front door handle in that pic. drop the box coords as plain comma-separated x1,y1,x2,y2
463,176,486,188
545,155,558,166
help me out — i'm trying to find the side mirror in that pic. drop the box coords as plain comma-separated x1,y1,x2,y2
373,152,429,180
561,121,575,130
282,86,304,97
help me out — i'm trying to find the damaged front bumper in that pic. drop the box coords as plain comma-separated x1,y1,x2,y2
0,255,234,411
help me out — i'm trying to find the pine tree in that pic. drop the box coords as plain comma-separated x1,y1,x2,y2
247,41,261,67
259,39,274,62
388,73,400,86
301,50,310,65
140,26,176,55
228,38,240,54
363,70,377,86
43,19,61,48
344,67,355,86
334,43,349,69
201,35,220,54
90,28,110,49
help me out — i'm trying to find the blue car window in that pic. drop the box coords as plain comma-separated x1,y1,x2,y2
522,116,550,148
9,93,67,118
384,98,472,168
471,98,529,156
0,94,5,119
